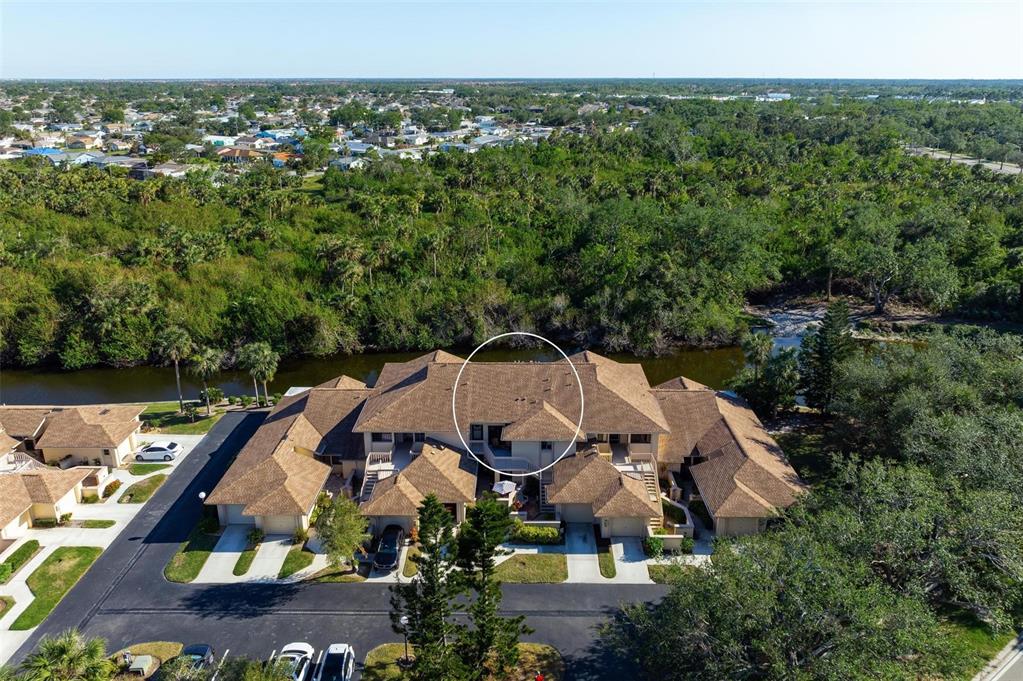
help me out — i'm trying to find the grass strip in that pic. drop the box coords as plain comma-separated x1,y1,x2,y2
118,474,167,504
12,546,102,629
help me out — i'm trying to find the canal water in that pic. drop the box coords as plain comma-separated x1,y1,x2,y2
0,345,749,406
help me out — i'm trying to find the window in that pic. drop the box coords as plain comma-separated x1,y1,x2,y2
630,434,652,444
371,432,392,443
413,432,425,442
470,424,484,441
541,441,553,450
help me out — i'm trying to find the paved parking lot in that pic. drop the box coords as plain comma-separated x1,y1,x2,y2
9,414,669,679
0,434,205,661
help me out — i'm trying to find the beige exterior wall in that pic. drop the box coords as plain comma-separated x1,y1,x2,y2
257,514,307,534
40,431,138,468
558,503,594,523
604,516,648,537
714,516,764,537
1,510,31,539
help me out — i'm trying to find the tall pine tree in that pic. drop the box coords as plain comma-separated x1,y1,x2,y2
799,300,855,412
389,494,466,681
456,495,532,680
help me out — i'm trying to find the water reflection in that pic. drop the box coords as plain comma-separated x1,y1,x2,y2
0,345,746,405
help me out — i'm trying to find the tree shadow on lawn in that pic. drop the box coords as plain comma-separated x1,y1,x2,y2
560,612,636,681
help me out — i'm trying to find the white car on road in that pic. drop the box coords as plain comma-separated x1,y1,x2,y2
134,441,182,461
274,642,315,681
313,644,355,681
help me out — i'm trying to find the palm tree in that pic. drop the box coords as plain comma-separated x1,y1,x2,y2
237,342,279,406
189,347,223,416
20,628,113,681
740,332,774,382
154,325,193,413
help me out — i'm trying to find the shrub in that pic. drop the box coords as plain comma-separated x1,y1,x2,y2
227,395,238,405
1,540,40,582
510,520,561,545
677,536,695,554
82,493,99,504
0,564,11,583
272,392,283,403
205,387,224,404
102,479,122,499
642,536,664,559
654,527,669,535
58,513,72,526
198,515,220,535
33,519,57,529
247,528,264,546
240,395,253,408
293,527,309,545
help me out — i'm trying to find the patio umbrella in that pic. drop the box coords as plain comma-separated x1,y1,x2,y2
492,480,517,496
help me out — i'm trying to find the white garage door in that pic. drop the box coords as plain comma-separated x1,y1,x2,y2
560,504,594,523
224,505,254,525
262,515,298,535
608,517,647,537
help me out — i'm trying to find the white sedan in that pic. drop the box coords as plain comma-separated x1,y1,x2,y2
314,644,355,681
274,642,315,681
134,441,182,461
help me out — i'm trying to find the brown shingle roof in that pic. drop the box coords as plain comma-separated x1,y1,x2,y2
501,401,582,442
361,443,477,517
354,350,669,435
0,431,18,454
688,393,806,519
547,451,659,519
20,468,91,503
0,467,91,528
35,406,142,449
651,387,722,464
0,476,32,529
0,408,52,439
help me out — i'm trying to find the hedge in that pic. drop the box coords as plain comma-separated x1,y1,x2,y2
1,540,41,583
102,479,122,499
510,521,561,545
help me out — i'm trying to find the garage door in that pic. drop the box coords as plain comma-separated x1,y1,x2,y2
560,504,594,523
224,505,254,525
262,515,298,535
608,517,647,536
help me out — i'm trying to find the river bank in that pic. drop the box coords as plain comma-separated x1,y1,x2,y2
0,345,747,406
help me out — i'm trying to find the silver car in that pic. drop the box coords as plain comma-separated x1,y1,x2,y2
313,644,355,681
134,441,181,461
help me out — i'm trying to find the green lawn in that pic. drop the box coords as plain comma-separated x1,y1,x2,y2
128,463,171,476
597,546,616,579
362,642,565,681
141,401,223,435
939,612,1017,679
164,523,220,583
12,546,102,629
402,545,421,578
311,563,369,583
647,561,699,584
279,546,315,579
1,540,40,583
111,641,183,666
118,474,167,503
233,547,257,576
81,519,116,529
0,596,14,616
494,554,567,583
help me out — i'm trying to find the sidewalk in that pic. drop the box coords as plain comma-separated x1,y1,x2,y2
0,434,205,663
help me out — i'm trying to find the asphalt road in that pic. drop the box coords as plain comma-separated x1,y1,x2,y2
11,411,666,679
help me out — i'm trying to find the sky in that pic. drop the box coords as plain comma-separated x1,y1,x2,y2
1,1,1021,80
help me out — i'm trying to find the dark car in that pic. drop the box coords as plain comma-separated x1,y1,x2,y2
373,524,405,572
172,643,215,670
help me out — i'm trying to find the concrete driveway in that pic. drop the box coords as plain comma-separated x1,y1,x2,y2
194,525,250,583
564,523,602,583
612,538,653,584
